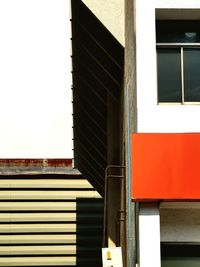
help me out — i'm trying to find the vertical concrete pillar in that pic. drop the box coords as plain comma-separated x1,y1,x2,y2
124,0,137,264
139,203,161,267
124,0,137,265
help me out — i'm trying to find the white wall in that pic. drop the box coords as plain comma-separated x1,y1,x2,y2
136,0,200,133
0,0,72,158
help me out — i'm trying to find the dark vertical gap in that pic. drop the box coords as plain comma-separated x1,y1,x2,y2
76,198,103,267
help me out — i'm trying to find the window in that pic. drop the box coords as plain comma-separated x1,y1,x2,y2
162,244,200,267
156,20,200,104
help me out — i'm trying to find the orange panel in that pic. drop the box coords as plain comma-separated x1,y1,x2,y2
131,133,200,200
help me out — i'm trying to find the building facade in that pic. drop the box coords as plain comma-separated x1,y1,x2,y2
128,0,200,266
2,0,200,266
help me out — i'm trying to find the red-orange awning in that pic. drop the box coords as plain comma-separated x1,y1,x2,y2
131,133,200,200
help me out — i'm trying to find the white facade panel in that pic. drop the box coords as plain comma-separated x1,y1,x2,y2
139,204,161,267
136,0,200,133
0,0,72,158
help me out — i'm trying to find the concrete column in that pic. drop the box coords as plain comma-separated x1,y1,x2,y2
107,95,121,247
139,203,161,267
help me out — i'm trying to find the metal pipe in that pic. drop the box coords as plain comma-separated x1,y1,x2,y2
102,165,125,248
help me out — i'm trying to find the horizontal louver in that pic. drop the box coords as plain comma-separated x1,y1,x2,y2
0,174,103,266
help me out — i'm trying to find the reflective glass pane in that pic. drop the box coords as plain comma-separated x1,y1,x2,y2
157,48,182,102
184,49,200,102
162,258,200,267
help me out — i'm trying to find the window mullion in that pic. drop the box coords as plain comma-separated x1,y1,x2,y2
181,47,185,104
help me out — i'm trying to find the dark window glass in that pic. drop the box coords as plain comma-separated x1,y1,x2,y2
162,258,200,267
157,48,182,102
156,20,200,43
184,49,200,102
162,244,200,267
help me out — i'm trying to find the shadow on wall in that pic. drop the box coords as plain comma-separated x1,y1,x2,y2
71,0,124,197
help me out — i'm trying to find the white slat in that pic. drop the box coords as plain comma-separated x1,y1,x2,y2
0,179,93,189
0,201,102,211
0,245,76,255
0,224,76,233
0,234,77,244
0,213,78,222
0,202,77,211
0,190,101,200
0,223,100,233
0,256,76,266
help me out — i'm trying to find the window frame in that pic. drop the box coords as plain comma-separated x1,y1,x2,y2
157,42,200,105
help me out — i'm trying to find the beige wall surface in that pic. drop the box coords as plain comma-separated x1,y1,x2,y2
82,0,124,46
